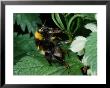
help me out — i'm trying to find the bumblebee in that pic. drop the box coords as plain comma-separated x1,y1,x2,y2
34,25,69,68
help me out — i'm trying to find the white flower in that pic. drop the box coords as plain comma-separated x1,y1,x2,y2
85,23,97,32
69,36,87,55
77,49,84,56
82,55,88,66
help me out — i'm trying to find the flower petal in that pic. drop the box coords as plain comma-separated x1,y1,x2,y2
77,49,84,56
70,36,87,52
85,23,97,32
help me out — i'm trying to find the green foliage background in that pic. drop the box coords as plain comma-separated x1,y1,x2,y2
82,32,97,75
14,13,42,34
14,13,97,75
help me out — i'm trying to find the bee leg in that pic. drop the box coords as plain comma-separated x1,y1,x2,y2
46,58,52,66
45,51,52,66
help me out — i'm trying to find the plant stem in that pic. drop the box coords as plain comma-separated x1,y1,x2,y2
68,33,72,42
65,31,73,43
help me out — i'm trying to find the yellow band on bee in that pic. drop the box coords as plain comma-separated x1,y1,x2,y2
35,31,43,40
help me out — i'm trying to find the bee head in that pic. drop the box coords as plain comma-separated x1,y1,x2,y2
39,25,49,33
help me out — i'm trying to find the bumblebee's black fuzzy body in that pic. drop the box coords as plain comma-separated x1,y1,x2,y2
34,25,69,68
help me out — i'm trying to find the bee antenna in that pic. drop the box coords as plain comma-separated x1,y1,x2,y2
42,20,46,27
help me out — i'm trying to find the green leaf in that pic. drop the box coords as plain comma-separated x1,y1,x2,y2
54,13,66,30
14,47,83,75
77,13,96,21
82,32,97,75
51,13,62,30
14,33,36,64
14,13,42,34
63,13,74,24
70,17,82,35
14,32,83,75
51,13,66,30
67,14,82,32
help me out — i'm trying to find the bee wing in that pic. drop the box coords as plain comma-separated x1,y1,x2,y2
53,52,62,57
53,47,65,62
